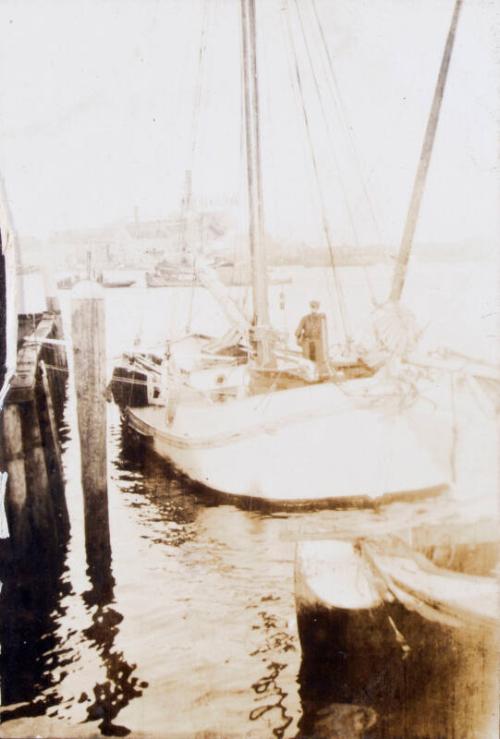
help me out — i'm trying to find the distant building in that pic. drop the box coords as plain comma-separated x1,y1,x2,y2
47,209,234,270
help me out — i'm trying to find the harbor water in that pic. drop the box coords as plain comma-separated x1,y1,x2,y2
1,263,498,737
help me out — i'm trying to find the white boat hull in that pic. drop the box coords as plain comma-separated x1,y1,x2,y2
295,537,499,629
125,380,450,504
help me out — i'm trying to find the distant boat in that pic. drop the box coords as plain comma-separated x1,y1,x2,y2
214,261,292,286
145,258,292,288
57,270,135,289
56,273,79,290
98,271,136,288
146,262,199,288
100,278,136,288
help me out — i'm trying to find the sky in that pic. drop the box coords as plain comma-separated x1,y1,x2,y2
0,0,498,250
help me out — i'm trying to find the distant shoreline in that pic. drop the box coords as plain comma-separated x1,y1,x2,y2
269,248,495,267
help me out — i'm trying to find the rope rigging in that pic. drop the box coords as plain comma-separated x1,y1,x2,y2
282,0,352,344
310,0,386,253
293,0,380,310
293,0,378,316
294,0,362,251
183,0,211,333
309,1,391,307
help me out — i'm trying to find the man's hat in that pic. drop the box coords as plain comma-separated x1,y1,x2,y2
309,300,320,309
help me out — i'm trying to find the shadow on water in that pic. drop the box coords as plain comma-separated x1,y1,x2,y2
0,422,73,717
0,548,71,721
0,536,148,737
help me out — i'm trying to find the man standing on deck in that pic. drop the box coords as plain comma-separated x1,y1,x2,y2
295,300,328,369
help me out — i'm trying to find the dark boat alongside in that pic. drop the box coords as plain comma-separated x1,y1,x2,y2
295,525,499,737
110,352,162,408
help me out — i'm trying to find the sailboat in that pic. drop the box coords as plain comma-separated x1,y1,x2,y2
110,0,463,505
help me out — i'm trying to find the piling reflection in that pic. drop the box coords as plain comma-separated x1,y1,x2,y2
80,455,148,737
0,387,73,721
0,445,147,737
80,573,148,737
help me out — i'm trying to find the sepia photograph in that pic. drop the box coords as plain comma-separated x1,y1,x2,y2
0,0,498,736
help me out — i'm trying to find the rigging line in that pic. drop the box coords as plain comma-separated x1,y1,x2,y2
295,0,361,247
190,0,210,169
183,0,211,244
257,0,288,324
293,0,378,310
237,53,252,323
311,0,385,250
184,0,210,331
309,1,380,307
283,1,351,342
278,11,340,341
196,0,219,219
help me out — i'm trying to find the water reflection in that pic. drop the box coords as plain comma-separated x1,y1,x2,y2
0,541,147,737
2,401,496,737
81,567,148,737
247,602,297,737
78,427,148,737
0,553,71,720
112,424,200,546
0,428,147,737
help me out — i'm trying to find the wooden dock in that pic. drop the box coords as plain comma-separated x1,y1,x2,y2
1,309,68,564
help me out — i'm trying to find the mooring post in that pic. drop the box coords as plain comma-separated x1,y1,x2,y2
71,280,111,572
41,257,68,418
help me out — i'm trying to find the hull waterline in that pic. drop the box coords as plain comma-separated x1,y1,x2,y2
123,381,450,504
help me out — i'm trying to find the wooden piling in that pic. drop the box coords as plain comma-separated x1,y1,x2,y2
43,332,67,420
20,398,57,557
71,280,111,570
41,259,68,414
41,256,66,361
37,361,69,537
1,405,30,554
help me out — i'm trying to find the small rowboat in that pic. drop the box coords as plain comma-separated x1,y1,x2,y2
295,519,499,725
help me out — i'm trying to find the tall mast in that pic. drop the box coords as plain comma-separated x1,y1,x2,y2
390,0,463,302
181,170,192,261
240,0,273,366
